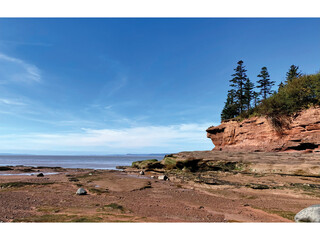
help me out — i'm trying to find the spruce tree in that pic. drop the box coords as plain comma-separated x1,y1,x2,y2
221,89,239,120
229,60,248,114
257,67,274,100
253,91,259,108
278,82,285,91
243,78,254,110
286,65,302,83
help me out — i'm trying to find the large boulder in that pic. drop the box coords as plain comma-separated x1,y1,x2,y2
295,204,320,222
76,188,87,195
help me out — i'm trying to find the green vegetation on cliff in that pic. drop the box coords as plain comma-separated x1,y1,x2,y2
221,61,320,121
256,72,320,117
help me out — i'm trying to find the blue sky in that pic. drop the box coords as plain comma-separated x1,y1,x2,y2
0,18,319,154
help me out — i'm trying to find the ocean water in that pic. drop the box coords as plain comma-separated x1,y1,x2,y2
0,154,165,170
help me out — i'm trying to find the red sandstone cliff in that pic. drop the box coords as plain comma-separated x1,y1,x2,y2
206,107,320,153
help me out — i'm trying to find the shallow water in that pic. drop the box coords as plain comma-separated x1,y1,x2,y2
0,172,59,176
0,154,165,170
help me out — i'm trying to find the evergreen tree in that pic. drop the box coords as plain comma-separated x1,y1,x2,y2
253,91,259,108
229,60,248,114
243,78,254,110
286,65,302,83
221,89,239,120
257,67,275,100
278,82,285,91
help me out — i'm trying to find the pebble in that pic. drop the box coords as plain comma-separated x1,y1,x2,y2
158,175,169,181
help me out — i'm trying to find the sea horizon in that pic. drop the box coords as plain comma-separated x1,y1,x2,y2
0,153,166,170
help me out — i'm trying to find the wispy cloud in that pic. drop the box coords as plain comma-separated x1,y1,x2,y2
0,53,41,84
105,77,127,98
0,98,26,106
0,123,216,153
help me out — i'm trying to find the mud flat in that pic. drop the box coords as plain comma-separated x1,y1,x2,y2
1,151,320,223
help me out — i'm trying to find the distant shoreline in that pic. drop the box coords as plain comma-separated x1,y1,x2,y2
0,154,165,170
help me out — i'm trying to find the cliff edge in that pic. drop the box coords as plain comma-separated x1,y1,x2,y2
206,107,320,153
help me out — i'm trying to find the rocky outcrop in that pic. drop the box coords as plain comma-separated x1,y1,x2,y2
206,107,320,153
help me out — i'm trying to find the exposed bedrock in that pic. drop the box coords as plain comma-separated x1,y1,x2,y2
206,107,320,153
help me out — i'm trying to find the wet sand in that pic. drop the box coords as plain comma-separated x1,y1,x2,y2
0,163,319,222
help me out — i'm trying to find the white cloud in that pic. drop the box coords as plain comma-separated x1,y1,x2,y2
0,98,26,106
0,122,217,153
0,53,41,83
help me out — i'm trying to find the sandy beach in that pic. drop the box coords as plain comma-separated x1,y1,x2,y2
1,155,320,223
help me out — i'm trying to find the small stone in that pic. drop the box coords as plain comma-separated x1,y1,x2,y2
151,176,155,179
158,175,169,181
199,206,204,209
76,188,87,195
244,203,250,207
139,171,145,175
295,204,320,222
89,173,93,176
247,183,269,189
37,173,44,177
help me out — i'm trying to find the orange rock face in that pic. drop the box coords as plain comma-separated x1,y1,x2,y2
206,107,320,153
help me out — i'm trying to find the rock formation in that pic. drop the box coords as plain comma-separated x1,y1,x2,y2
206,107,320,153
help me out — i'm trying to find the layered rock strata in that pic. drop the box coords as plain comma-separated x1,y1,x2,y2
206,107,320,153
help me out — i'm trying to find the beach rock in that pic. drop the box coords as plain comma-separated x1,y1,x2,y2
37,173,44,177
139,171,145,175
116,166,126,170
295,204,320,222
0,166,13,171
158,175,169,181
206,106,320,153
247,183,269,190
76,188,87,195
132,159,164,169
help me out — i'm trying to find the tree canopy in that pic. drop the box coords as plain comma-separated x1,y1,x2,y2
286,65,302,83
220,62,318,122
257,67,274,100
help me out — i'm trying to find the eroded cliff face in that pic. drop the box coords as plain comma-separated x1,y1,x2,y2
206,107,320,153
